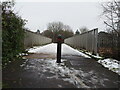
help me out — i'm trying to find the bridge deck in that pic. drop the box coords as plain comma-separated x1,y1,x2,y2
3,43,119,88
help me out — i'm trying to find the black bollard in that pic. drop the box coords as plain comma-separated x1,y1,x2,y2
57,42,61,63
56,34,62,63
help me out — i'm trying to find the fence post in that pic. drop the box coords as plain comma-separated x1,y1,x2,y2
95,28,98,55
92,28,98,55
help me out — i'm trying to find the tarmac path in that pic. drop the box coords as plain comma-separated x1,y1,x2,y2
2,43,120,88
3,53,119,88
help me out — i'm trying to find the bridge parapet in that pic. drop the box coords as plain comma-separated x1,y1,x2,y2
24,30,52,48
65,28,98,55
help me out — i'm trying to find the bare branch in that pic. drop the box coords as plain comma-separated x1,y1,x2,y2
105,15,112,20
101,0,120,36
104,21,119,34
114,0,119,7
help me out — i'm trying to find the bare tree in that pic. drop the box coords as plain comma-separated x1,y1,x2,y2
47,21,64,32
101,0,120,60
79,26,89,34
47,21,73,42
63,25,72,31
47,21,64,42
102,0,120,36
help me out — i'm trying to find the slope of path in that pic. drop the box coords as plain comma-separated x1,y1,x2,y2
28,43,90,58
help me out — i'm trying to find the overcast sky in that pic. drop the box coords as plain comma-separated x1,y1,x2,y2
13,1,107,33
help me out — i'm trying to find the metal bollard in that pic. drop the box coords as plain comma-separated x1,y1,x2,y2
56,34,62,63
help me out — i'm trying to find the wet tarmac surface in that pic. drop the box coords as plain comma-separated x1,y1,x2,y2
3,54,120,88
62,55,120,88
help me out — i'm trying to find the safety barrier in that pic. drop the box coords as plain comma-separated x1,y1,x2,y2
65,28,98,54
24,30,52,48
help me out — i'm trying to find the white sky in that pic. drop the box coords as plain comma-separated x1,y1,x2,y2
7,0,110,33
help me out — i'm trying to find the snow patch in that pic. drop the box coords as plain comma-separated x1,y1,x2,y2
28,43,90,58
58,84,62,88
21,58,90,88
41,59,90,88
82,51,119,75
98,58,120,75
19,53,28,56
85,52,102,59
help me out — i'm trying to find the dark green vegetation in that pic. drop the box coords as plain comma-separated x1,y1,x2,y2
2,1,26,66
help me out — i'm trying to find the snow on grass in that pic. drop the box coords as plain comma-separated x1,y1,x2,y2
78,50,120,75
28,43,90,58
98,58,120,75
